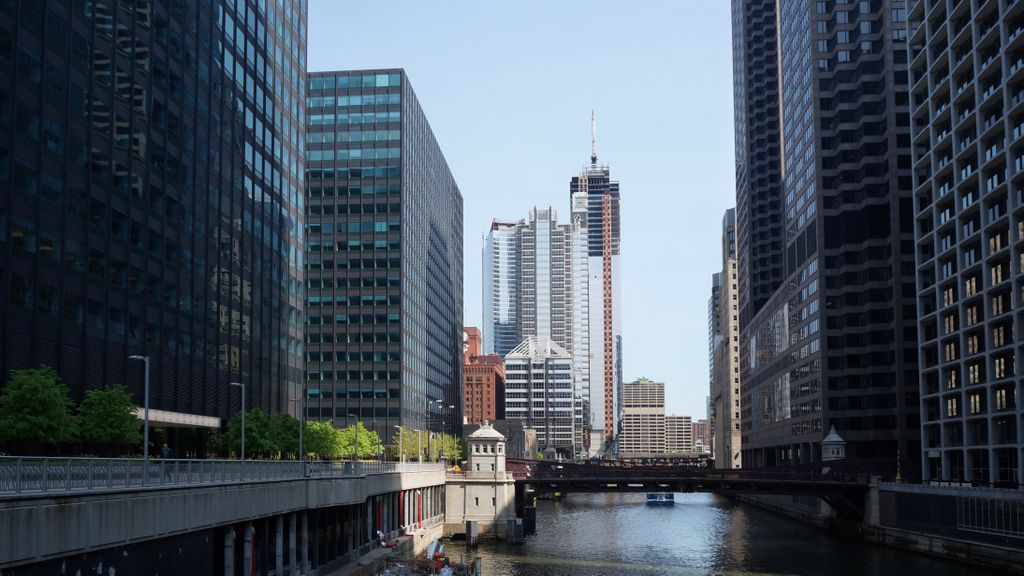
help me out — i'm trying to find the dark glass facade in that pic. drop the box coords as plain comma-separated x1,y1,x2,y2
304,69,463,439
736,0,920,468
0,0,307,422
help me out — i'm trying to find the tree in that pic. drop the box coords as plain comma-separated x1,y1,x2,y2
0,366,77,453
303,421,342,459
226,408,275,458
392,426,421,460
268,413,300,459
338,421,380,459
78,385,141,456
535,451,545,461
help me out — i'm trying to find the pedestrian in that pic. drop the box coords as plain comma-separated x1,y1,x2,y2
376,529,385,547
160,443,172,459
160,444,174,483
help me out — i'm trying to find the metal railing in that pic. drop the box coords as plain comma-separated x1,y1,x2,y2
0,457,443,498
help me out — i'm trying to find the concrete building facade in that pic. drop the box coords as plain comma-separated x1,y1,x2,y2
909,0,1024,485
620,378,666,456
712,210,742,468
666,415,695,455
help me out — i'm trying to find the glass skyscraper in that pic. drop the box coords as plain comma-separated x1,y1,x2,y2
304,69,463,438
0,1,306,426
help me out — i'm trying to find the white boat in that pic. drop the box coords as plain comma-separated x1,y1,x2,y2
646,493,675,506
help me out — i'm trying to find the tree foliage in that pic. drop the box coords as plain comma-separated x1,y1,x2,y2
338,421,380,459
391,427,461,462
226,408,277,458
303,420,342,459
268,413,300,459
0,367,77,452
78,385,141,455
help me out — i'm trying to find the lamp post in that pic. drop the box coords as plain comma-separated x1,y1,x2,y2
289,394,305,466
128,355,150,483
229,382,246,463
372,418,382,461
414,429,422,464
393,425,403,462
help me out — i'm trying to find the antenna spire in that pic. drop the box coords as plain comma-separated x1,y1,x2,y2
590,110,598,165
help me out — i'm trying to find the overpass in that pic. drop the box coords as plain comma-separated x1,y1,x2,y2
0,457,446,574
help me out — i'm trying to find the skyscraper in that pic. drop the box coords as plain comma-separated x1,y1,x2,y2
712,209,742,468
666,415,695,455
909,0,1023,484
504,336,578,455
304,69,463,438
0,1,306,432
734,0,920,467
570,113,622,454
482,219,522,357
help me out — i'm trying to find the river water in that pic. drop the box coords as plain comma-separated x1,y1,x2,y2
444,493,1009,576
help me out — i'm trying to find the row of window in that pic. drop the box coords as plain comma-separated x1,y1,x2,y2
308,111,400,127
306,332,401,344
306,314,401,325
307,93,401,108
306,277,400,289
306,148,400,162
306,294,399,306
306,258,401,270
306,387,400,399
306,351,400,362
307,130,400,145
308,73,401,91
306,239,400,251
306,372,401,383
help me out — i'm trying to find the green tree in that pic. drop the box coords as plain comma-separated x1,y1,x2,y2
0,366,77,453
226,408,275,458
535,451,545,461
391,426,421,461
303,421,342,459
268,413,300,459
78,385,141,456
338,421,380,459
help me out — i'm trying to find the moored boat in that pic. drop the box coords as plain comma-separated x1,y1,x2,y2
646,493,675,506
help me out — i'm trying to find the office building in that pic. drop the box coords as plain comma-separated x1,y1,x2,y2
464,420,538,460
692,419,711,451
712,210,742,468
0,1,306,435
909,0,1023,484
708,272,723,456
620,378,666,456
463,327,506,426
734,0,920,467
504,336,578,455
304,69,463,438
666,415,694,455
570,114,622,454
483,207,589,456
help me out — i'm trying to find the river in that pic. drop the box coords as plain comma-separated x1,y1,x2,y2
443,493,1010,576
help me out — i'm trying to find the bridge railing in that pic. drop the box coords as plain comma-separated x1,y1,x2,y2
0,457,443,498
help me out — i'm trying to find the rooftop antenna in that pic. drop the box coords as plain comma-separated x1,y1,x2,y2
590,109,598,165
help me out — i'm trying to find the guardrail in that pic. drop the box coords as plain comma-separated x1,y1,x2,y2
0,457,443,498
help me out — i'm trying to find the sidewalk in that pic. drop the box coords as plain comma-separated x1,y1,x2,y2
325,536,412,576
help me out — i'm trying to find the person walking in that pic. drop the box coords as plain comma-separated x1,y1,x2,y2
159,443,174,482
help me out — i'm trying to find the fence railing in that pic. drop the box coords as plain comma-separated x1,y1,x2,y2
0,457,443,498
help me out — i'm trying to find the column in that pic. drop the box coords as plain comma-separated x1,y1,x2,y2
242,523,255,576
301,511,309,574
275,516,284,575
224,528,235,576
288,513,297,576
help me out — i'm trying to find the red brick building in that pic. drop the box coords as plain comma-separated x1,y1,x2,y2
463,327,506,425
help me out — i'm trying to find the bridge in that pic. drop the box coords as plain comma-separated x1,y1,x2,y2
506,459,879,522
0,456,446,575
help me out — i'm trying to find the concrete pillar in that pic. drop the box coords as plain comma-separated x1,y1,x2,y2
301,512,309,574
288,514,297,576
275,516,284,575
523,505,536,535
243,523,255,576
864,476,881,527
224,528,235,576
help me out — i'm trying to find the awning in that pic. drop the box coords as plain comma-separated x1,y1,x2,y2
134,407,221,429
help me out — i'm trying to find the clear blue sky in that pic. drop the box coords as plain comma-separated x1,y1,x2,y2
308,1,736,420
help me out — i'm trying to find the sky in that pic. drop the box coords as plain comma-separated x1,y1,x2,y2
308,1,737,420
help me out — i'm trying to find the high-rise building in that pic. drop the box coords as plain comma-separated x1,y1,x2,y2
463,327,505,426
734,0,920,467
708,272,723,456
304,69,463,439
570,114,622,454
0,1,306,435
620,378,666,456
504,336,578,455
666,415,694,455
712,210,742,468
482,219,522,357
909,0,1023,484
482,207,588,455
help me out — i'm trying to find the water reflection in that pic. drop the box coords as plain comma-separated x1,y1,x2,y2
445,493,1010,576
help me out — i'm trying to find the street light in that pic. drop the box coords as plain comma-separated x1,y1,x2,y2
289,394,305,465
229,382,246,462
128,355,150,481
372,418,382,461
393,425,403,462
414,429,422,464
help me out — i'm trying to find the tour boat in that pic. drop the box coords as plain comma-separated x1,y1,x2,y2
646,493,675,506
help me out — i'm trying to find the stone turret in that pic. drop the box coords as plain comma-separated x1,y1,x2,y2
821,425,847,462
466,422,506,477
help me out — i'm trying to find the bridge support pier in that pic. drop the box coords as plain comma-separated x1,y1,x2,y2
523,504,536,535
224,528,235,576
288,513,298,575
864,476,881,527
243,523,255,576
301,511,309,574
275,516,284,575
